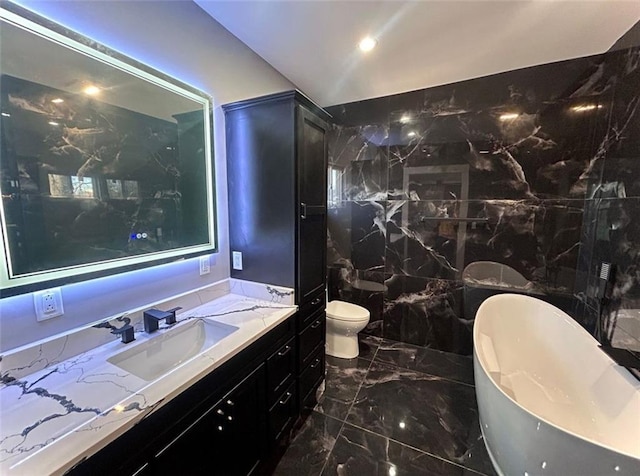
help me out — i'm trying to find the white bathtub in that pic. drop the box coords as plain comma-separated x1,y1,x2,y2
473,294,640,476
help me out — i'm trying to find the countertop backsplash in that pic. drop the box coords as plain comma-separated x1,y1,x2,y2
0,278,298,381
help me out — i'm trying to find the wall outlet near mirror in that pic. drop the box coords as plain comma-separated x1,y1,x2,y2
34,288,64,321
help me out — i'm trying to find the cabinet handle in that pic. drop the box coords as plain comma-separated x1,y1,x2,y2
226,399,234,406
311,319,322,329
279,391,293,406
300,202,307,219
132,463,150,476
311,297,322,306
216,409,225,416
277,345,291,357
216,424,224,432
310,357,321,369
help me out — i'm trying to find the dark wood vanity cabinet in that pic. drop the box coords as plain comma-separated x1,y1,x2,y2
152,364,267,476
224,90,330,414
66,316,297,476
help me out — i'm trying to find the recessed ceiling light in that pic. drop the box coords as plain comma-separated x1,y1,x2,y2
48,121,60,126
499,113,519,121
358,36,377,52
83,85,100,95
407,131,416,137
51,98,64,104
571,104,602,112
1,112,10,117
400,114,412,124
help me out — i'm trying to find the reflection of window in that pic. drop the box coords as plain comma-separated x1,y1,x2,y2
107,179,139,199
48,174,94,198
328,165,343,208
122,180,139,198
48,174,73,196
106,179,123,198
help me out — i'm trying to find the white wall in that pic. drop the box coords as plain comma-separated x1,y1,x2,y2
0,0,296,352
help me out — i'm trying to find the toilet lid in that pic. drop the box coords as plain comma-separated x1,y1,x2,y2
326,300,370,321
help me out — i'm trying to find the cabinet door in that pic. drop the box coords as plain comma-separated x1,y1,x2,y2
152,364,266,476
297,105,328,304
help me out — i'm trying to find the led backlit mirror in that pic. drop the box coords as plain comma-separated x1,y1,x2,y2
0,3,216,297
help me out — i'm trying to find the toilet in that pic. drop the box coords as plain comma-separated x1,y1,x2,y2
325,300,370,359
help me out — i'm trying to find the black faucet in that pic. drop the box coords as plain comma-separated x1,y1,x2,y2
143,307,182,333
115,324,135,344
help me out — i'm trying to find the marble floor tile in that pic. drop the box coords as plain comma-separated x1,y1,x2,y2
358,334,382,361
346,361,494,475
374,340,475,386
321,422,485,476
272,411,343,476
314,356,372,420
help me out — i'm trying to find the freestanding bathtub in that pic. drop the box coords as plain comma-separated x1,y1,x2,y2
473,294,640,475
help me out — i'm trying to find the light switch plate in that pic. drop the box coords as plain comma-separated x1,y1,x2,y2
232,251,243,270
199,255,210,275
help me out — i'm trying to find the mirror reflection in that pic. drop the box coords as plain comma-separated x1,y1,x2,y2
0,8,215,296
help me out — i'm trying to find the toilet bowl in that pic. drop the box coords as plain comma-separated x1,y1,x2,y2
325,300,370,359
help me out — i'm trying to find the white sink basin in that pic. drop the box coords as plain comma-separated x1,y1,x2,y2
107,319,239,381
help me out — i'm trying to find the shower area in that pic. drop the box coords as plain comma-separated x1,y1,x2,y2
325,38,640,355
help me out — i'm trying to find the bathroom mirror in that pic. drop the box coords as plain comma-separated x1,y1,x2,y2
0,3,216,297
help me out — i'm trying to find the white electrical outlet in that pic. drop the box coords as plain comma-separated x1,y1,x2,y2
199,255,210,275
34,287,64,321
232,251,243,270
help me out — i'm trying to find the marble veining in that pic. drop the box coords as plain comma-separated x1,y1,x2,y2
0,280,295,475
326,42,640,355
0,280,231,380
272,412,342,476
229,278,295,305
322,422,484,476
313,356,372,420
374,340,475,386
346,361,493,475
272,336,494,475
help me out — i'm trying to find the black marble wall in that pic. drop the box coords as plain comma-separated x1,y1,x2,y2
326,41,640,356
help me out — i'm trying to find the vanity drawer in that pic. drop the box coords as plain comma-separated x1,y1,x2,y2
299,345,324,409
268,381,297,444
298,310,325,368
266,337,295,405
298,290,325,328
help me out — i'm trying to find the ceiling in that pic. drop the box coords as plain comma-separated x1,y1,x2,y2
195,0,640,108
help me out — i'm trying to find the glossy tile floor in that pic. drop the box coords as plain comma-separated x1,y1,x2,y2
272,336,497,476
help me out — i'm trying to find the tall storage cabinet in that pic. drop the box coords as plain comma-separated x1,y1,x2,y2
224,90,330,413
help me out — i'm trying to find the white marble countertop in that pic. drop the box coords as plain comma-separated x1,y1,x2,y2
0,284,297,476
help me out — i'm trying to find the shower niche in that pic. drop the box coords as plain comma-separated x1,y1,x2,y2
0,3,216,297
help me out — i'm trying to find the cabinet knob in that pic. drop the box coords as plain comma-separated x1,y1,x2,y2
216,409,225,416
310,358,321,369
311,319,322,329
226,399,234,406
217,425,224,432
